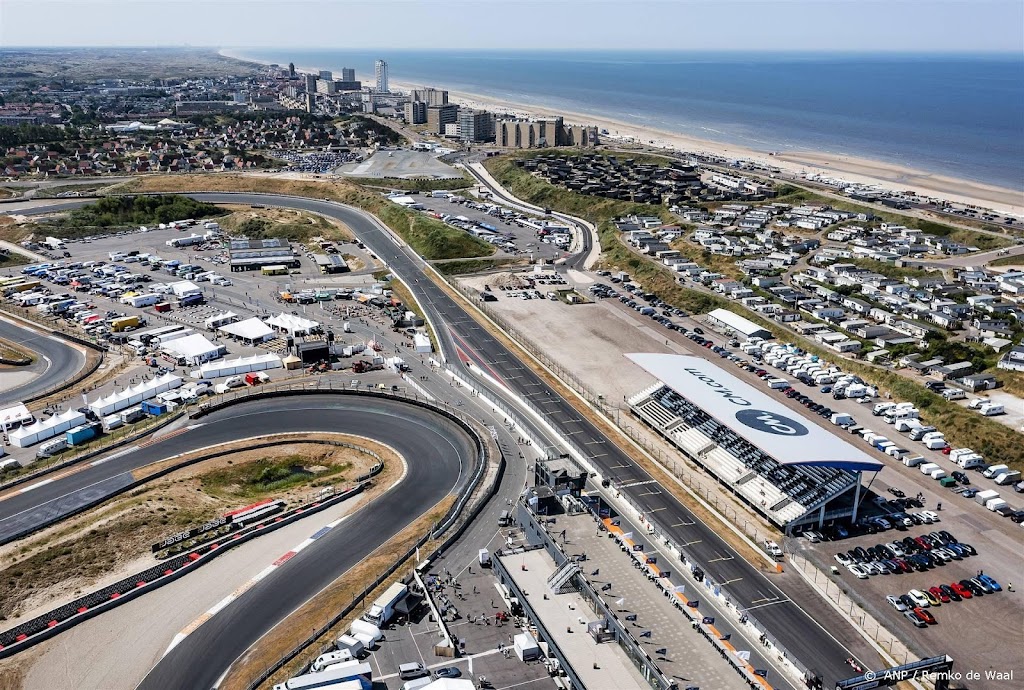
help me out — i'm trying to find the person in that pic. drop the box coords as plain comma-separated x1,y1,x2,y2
1009,583,1015,592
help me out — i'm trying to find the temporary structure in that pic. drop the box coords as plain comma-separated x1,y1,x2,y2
265,312,320,337
9,409,87,447
194,353,282,379
218,317,275,344
88,372,183,417
161,333,225,364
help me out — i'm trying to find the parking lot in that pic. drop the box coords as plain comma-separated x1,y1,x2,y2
339,149,462,179
406,194,568,261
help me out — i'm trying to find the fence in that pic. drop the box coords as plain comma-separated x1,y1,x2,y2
241,417,505,690
449,280,776,548
0,481,369,657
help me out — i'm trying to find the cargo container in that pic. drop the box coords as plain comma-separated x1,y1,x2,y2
154,302,171,313
141,400,167,416
65,424,97,446
974,489,999,506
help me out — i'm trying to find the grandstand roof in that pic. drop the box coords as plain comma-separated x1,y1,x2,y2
628,353,883,471
707,308,772,339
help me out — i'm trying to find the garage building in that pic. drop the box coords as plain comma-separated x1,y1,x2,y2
706,308,772,340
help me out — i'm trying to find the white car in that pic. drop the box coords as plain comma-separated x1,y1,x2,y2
908,589,930,608
834,553,852,566
919,511,940,523
847,564,869,579
803,531,822,543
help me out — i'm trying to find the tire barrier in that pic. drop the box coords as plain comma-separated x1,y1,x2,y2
0,483,368,658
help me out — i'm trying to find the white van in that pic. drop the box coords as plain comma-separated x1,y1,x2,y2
399,662,428,680
983,464,1009,479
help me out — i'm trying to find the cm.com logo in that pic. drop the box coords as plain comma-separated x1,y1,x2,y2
735,409,809,436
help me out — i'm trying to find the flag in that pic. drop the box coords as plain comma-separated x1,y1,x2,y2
591,568,600,576
737,650,751,661
621,531,633,540
720,634,731,641
655,647,667,656
673,584,686,594
615,597,626,607
639,630,652,638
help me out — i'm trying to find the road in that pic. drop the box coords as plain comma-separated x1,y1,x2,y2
177,192,862,686
9,192,864,685
0,316,87,406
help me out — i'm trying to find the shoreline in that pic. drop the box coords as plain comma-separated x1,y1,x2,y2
219,48,1024,216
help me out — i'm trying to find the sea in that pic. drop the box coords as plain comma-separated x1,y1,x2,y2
227,49,1024,190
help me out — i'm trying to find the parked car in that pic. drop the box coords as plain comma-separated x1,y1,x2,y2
908,589,931,607
913,607,937,625
887,595,908,612
904,610,928,628
978,574,1002,592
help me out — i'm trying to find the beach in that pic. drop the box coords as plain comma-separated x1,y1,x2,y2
220,49,1023,216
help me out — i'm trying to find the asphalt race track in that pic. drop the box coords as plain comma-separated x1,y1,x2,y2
10,193,859,686
0,317,87,406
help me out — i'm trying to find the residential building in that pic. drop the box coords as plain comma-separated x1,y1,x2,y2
316,79,337,95
412,87,448,106
374,59,389,93
318,70,332,81
426,104,459,135
404,100,427,125
458,109,496,143
341,67,356,82
304,75,317,93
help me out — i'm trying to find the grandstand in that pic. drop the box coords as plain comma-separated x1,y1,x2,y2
626,353,881,532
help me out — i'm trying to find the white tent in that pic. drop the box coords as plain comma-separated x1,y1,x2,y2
170,280,202,298
88,373,183,417
413,333,432,353
266,312,320,337
204,311,239,330
0,403,34,429
218,317,275,344
161,333,225,364
193,353,282,379
9,409,87,448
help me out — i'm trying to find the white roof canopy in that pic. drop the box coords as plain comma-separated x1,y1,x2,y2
88,372,183,417
161,333,223,363
266,312,320,336
628,353,882,471
194,353,282,379
218,317,274,342
9,408,87,447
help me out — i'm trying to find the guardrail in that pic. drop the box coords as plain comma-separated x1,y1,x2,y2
240,405,503,690
0,478,369,658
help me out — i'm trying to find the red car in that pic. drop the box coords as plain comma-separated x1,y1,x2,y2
914,536,932,551
928,586,950,604
913,607,937,624
941,446,953,455
950,582,973,599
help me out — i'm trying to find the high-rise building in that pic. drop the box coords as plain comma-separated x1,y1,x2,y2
333,80,362,92
412,87,448,106
374,59,389,94
404,101,427,125
341,67,356,83
317,79,338,95
288,62,296,78
426,104,459,135
495,116,595,148
319,70,333,81
304,75,317,93
458,109,496,143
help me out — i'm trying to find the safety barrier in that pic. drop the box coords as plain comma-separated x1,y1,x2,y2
0,482,368,657
241,425,504,690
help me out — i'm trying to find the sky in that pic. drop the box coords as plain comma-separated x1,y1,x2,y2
2,0,1023,53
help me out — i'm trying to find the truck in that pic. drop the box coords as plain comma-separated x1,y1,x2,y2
352,360,383,374
831,413,854,427
993,470,1021,486
111,315,141,332
361,582,408,627
333,634,365,659
126,293,161,308
179,293,204,307
272,669,366,690
983,464,1009,479
478,548,492,567
244,371,270,386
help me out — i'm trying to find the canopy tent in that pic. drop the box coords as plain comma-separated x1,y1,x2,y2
161,333,225,364
218,317,275,344
0,403,33,429
193,353,282,379
9,409,87,448
204,311,239,330
88,372,183,417
265,312,320,337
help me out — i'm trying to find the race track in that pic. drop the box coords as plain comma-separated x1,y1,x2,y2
0,317,87,406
